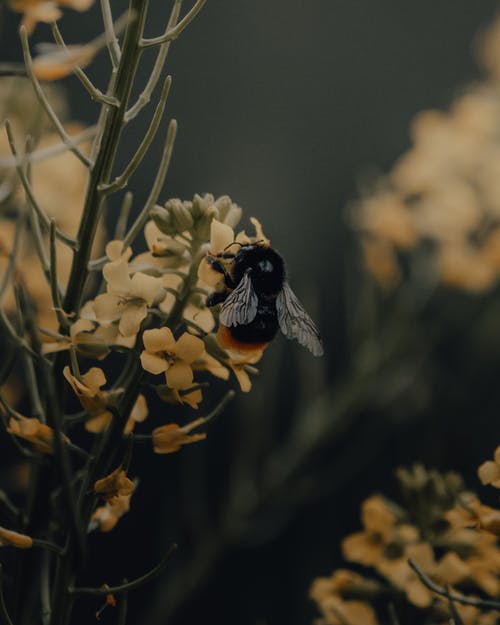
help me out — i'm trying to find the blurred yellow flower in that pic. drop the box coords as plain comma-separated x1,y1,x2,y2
41,318,110,360
91,493,132,533
7,415,68,454
32,44,96,81
124,394,148,434
8,0,94,34
94,467,134,504
0,526,33,549
478,447,500,488
63,366,121,432
152,418,206,454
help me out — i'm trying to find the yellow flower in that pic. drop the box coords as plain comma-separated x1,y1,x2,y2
361,238,401,288
0,526,33,549
182,300,215,334
478,447,500,488
192,352,229,381
131,221,189,274
41,318,110,360
197,217,269,287
94,467,134,504
8,0,94,34
63,366,121,432
152,418,206,454
140,328,205,390
156,385,203,409
93,251,165,337
124,394,148,434
7,415,68,454
32,44,96,81
355,192,418,249
91,493,132,533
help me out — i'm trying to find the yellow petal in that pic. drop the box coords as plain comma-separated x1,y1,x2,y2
93,293,123,323
130,394,148,423
478,460,500,486
210,219,234,254
140,351,168,375
129,272,163,305
249,216,270,246
230,364,252,392
82,367,106,392
143,327,175,353
106,240,131,262
118,303,147,337
103,259,131,293
165,361,193,389
174,333,205,363
0,526,33,549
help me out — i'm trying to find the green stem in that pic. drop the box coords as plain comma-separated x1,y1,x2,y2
63,0,148,316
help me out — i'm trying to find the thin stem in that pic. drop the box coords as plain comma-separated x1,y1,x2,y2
0,203,25,299
122,118,177,249
408,559,500,610
0,564,14,625
140,0,206,48
125,0,183,122
0,306,38,359
200,390,235,427
62,0,147,316
69,544,177,596
49,220,69,329
50,23,119,107
41,551,51,625
117,583,128,625
19,27,92,167
100,0,121,68
4,120,78,250
99,74,172,194
0,126,96,168
32,538,64,555
114,192,133,240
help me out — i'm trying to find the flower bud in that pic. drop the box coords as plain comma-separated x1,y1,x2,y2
150,199,193,236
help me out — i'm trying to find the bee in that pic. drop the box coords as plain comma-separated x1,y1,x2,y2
205,241,324,356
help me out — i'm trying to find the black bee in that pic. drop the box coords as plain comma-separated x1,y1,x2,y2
205,242,323,356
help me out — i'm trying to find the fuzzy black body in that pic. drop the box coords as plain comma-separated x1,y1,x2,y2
206,242,323,356
207,244,285,348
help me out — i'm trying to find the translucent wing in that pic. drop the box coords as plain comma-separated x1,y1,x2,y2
219,269,258,327
276,282,324,356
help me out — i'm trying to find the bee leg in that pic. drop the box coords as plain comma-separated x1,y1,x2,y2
206,256,235,288
206,291,228,307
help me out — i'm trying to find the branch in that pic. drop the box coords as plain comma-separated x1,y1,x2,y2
100,0,121,68
0,565,14,625
408,559,500,611
99,74,172,194
49,220,69,329
4,120,79,250
19,27,92,167
0,126,97,168
121,118,177,248
50,23,120,107
69,544,177,596
125,0,183,121
140,0,206,48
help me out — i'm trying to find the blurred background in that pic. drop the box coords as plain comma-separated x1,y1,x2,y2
2,1,500,624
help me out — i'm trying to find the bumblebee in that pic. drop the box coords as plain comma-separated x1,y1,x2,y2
205,242,324,356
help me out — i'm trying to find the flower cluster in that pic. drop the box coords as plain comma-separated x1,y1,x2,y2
351,12,500,293
56,194,270,434
310,461,500,625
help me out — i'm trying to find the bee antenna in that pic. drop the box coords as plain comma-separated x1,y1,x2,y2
223,241,244,251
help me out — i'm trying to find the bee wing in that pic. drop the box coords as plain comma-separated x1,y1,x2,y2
276,282,324,356
219,269,258,327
